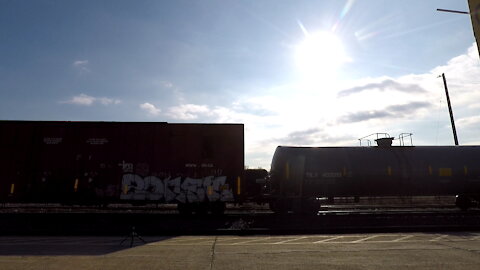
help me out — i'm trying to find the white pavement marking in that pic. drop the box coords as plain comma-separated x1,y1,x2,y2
392,235,415,242
163,237,210,243
216,237,242,242
231,237,270,245
197,240,218,244
313,236,344,243
2,233,479,248
272,236,308,244
351,235,381,243
199,237,245,245
430,235,448,241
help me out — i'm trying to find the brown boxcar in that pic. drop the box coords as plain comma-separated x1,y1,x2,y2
0,121,244,212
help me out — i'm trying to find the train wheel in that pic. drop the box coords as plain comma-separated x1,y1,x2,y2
455,195,471,210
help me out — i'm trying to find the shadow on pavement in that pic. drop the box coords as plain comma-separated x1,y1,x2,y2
0,235,173,256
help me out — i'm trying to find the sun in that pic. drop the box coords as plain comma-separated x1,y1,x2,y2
295,31,350,79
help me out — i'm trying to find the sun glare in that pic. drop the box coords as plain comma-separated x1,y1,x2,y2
295,31,350,78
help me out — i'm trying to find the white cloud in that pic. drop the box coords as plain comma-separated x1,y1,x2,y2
63,94,95,106
457,115,480,128
140,102,161,116
73,60,88,67
61,94,121,106
98,97,121,105
72,60,90,73
166,104,211,120
161,81,174,88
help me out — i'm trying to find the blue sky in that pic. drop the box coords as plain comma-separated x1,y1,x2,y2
1,0,479,168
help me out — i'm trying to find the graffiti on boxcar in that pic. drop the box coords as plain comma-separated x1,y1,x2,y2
118,161,134,173
119,174,234,203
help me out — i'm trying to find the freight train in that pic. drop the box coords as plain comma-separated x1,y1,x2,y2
1,121,479,214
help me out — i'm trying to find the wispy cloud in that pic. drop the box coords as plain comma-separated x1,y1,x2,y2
61,94,121,106
166,104,211,120
72,60,90,73
338,79,427,97
140,102,161,116
274,127,356,146
161,81,174,88
232,98,276,116
73,60,88,67
457,115,480,128
64,94,95,106
278,128,322,145
97,97,121,105
338,101,431,123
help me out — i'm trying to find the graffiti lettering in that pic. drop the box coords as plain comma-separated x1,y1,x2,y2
120,174,234,203
118,161,134,173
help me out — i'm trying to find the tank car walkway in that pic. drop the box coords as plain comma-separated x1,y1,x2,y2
0,232,479,269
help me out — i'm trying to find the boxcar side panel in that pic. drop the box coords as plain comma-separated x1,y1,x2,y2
0,121,245,205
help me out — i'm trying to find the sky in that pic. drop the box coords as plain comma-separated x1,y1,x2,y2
1,0,480,169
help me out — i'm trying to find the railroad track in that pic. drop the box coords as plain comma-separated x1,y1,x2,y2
0,208,478,235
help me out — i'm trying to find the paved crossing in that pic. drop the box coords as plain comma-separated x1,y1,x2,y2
0,232,479,246
0,233,479,269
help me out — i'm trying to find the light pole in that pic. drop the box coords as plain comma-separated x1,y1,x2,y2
436,8,469,15
437,1,480,58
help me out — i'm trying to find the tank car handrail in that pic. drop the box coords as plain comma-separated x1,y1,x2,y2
358,133,391,146
398,133,413,146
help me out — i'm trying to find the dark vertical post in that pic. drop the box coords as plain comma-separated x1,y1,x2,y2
441,73,459,145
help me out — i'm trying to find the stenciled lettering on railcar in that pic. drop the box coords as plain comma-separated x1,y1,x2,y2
86,138,109,145
43,137,63,145
321,172,342,178
186,163,215,168
201,163,214,168
306,172,343,178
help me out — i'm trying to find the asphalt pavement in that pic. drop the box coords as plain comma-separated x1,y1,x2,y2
0,232,479,269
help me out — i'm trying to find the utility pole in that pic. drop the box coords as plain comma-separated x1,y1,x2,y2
440,73,459,145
